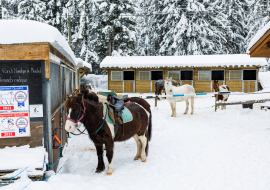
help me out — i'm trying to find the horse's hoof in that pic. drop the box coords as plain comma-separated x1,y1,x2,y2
107,173,112,176
134,156,140,160
142,159,147,163
191,113,193,115
95,168,104,173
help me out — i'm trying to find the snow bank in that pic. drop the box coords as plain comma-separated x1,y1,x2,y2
100,54,267,68
247,21,270,52
0,145,45,170
259,71,270,92
0,20,77,66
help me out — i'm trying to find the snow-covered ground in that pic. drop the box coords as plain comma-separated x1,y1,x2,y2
3,73,270,190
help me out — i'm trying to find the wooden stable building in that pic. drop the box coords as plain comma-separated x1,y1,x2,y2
100,54,267,93
0,20,85,173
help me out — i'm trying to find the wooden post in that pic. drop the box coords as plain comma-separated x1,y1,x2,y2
155,97,157,107
215,95,217,112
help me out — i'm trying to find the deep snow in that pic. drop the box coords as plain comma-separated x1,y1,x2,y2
3,89,270,190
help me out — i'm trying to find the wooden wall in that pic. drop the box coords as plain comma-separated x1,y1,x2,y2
105,66,260,93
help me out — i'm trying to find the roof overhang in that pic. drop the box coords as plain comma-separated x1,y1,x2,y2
248,21,270,57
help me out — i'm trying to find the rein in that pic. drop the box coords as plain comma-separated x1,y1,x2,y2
87,103,108,136
66,101,108,136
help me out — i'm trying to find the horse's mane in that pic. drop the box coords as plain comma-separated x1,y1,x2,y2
65,94,83,110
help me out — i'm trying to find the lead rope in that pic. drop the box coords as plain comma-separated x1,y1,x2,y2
88,103,108,136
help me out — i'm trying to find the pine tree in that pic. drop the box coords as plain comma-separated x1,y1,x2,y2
18,0,45,21
96,0,137,58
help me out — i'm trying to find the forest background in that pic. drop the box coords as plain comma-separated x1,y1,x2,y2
0,0,269,74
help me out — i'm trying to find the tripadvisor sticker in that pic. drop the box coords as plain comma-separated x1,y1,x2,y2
16,117,29,134
14,91,27,108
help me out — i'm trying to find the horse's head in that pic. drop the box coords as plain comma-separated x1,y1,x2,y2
213,80,219,92
65,94,85,132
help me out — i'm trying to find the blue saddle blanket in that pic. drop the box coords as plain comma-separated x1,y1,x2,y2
103,104,133,124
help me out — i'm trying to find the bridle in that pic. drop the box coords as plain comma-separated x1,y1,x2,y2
66,102,86,128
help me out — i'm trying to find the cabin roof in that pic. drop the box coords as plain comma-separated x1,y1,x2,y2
0,20,77,66
100,54,267,68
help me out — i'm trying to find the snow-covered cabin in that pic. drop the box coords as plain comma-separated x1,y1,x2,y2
100,54,267,93
0,20,78,171
248,21,270,58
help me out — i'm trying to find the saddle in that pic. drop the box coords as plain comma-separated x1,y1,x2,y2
107,95,130,136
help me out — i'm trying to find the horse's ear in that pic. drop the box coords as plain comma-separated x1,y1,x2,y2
165,77,168,81
169,77,172,81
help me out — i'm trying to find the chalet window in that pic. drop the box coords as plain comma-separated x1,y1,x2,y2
168,71,180,81
139,71,150,81
181,71,193,80
212,70,224,80
151,71,163,80
243,70,257,80
111,71,123,81
123,71,134,80
229,70,242,80
198,70,211,81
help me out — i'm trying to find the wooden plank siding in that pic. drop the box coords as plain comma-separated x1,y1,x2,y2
104,66,261,93
0,43,75,79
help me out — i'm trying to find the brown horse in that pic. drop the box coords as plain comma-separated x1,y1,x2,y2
213,80,230,110
155,79,180,95
65,94,151,175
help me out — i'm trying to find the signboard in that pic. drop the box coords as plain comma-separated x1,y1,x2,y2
30,104,43,118
0,61,42,105
0,112,30,138
0,86,29,112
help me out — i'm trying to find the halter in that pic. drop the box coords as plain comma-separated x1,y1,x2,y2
66,102,86,127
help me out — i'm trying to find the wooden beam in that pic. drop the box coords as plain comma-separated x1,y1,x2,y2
45,60,50,79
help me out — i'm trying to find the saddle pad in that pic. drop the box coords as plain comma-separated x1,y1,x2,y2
103,105,133,124
103,104,115,125
121,107,133,123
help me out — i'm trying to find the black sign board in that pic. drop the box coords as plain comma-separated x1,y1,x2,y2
0,61,43,105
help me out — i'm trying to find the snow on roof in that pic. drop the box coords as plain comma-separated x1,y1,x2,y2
0,20,77,66
76,58,92,70
100,54,267,68
247,21,270,52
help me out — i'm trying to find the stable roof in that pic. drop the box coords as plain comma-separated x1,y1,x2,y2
100,54,267,68
247,21,270,57
0,20,77,65
76,58,92,70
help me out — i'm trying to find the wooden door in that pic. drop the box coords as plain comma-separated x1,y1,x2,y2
244,81,256,92
152,81,156,92
124,81,134,92
181,81,192,86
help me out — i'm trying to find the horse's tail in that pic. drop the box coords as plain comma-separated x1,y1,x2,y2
145,111,152,156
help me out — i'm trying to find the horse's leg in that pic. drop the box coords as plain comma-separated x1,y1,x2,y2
95,144,105,173
190,96,194,115
133,134,142,160
138,135,147,162
184,99,189,114
169,100,174,117
104,139,114,175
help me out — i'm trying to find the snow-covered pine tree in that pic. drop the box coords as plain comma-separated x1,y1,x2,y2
136,0,160,56
156,0,228,56
246,0,270,50
77,0,100,74
18,0,45,21
96,0,137,58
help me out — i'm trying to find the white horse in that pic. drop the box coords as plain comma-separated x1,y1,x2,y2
164,77,195,117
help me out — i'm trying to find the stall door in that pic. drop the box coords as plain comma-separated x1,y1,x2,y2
124,71,134,92
180,71,193,86
151,71,163,92
243,70,257,92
